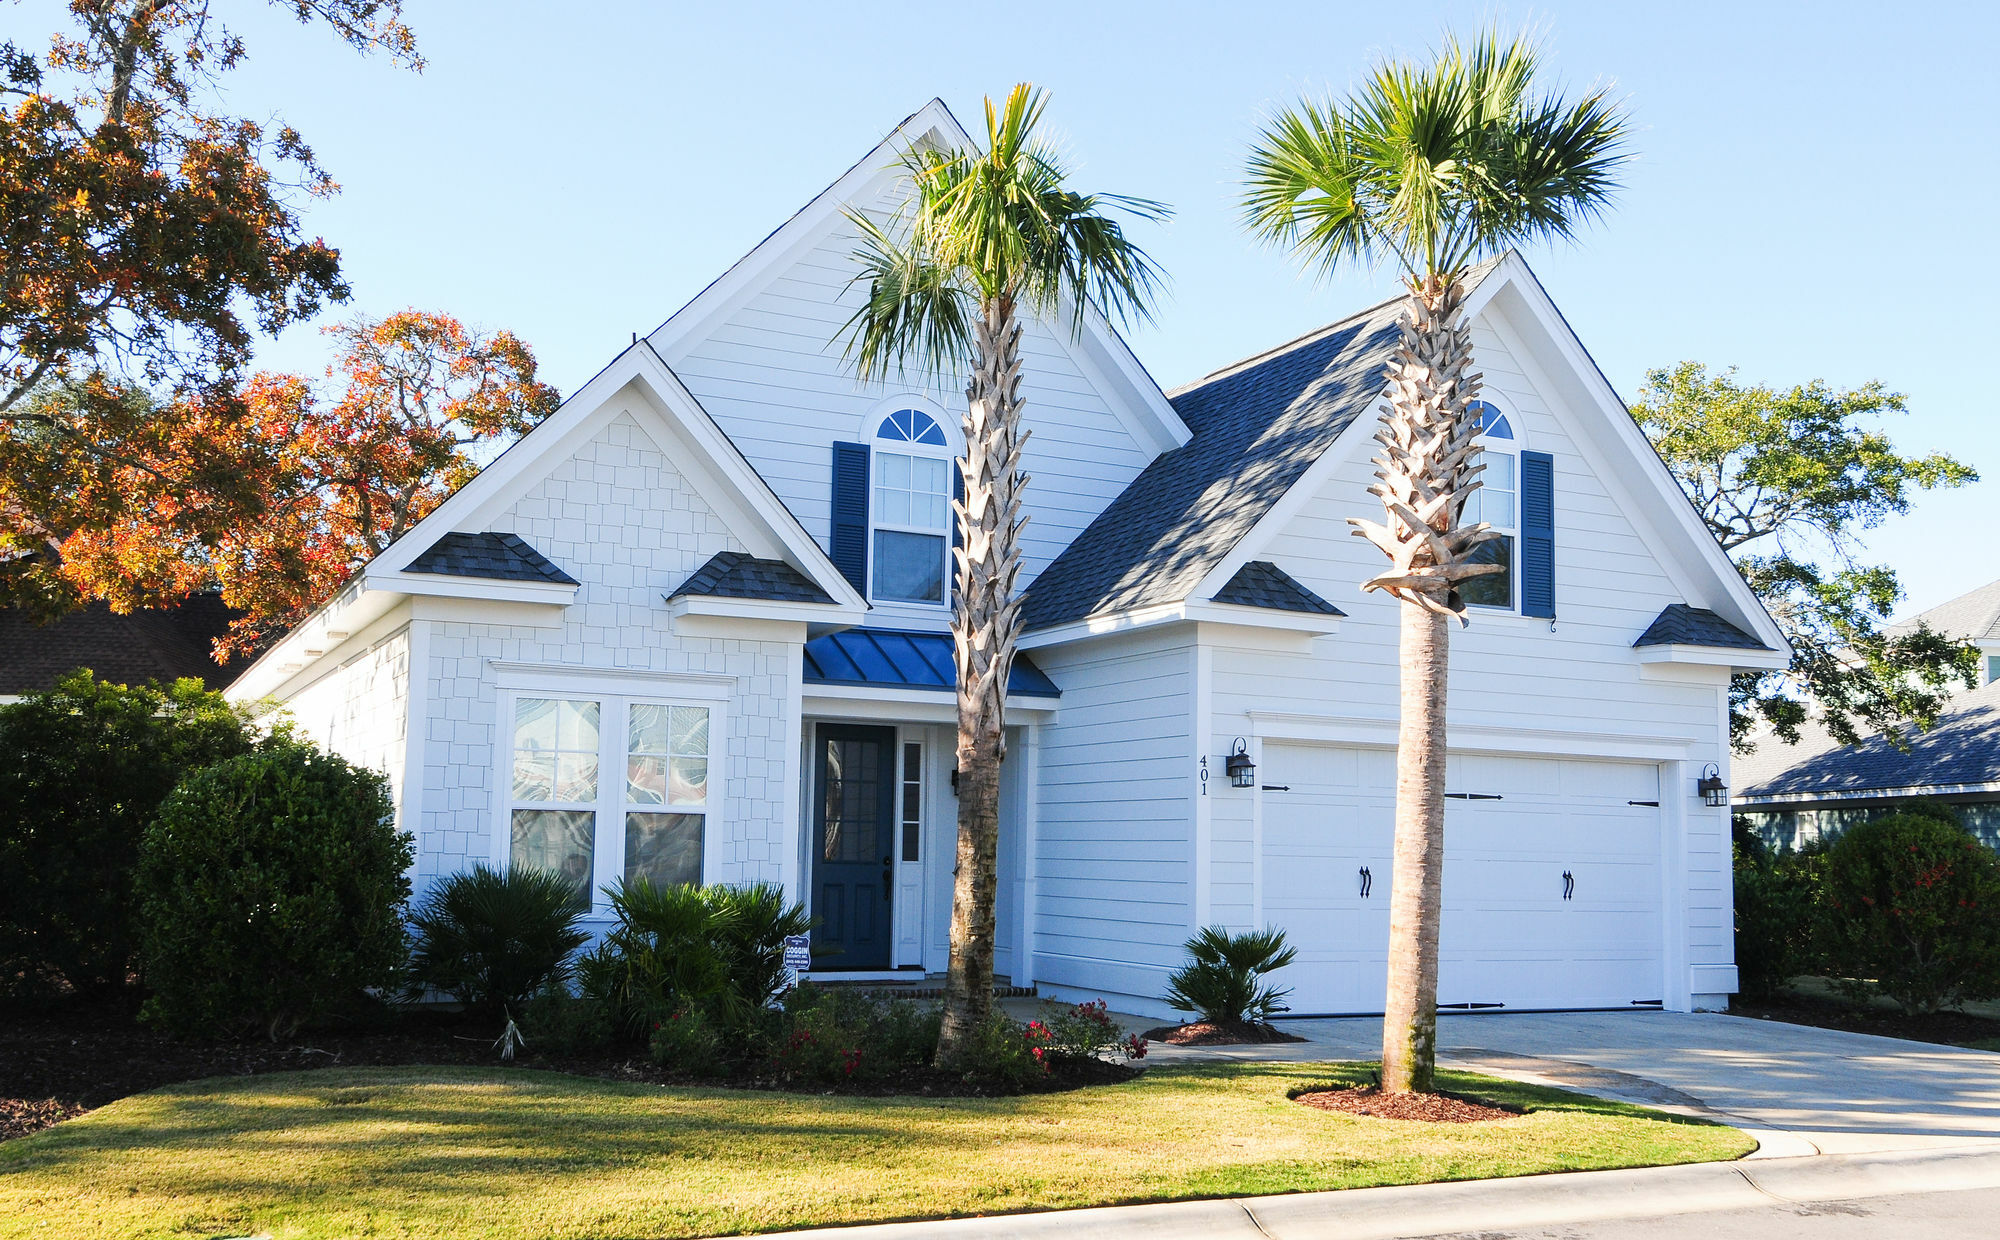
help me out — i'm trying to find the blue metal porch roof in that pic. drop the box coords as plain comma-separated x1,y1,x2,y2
802,628,1060,698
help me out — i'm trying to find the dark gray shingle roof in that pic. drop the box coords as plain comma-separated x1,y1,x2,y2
1020,296,1407,631
1739,678,2000,801
803,628,1059,697
1633,604,1769,651
406,532,578,586
0,593,243,694
1210,561,1344,616
669,551,835,605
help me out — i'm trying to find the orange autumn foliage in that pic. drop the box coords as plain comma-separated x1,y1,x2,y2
9,311,558,659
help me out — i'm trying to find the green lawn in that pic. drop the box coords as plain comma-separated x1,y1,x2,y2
0,1062,1753,1240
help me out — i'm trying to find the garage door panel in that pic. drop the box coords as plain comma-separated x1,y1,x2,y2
1260,743,1665,1015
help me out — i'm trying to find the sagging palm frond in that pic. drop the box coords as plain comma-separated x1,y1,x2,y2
1241,29,1630,1095
833,84,1169,1066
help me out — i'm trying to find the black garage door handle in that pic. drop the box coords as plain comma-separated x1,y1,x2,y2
1561,870,1575,900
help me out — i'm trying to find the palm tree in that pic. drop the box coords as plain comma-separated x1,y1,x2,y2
1241,32,1629,1094
839,86,1168,1064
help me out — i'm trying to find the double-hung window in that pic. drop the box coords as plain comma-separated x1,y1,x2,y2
504,684,719,909
1460,400,1518,611
871,408,953,605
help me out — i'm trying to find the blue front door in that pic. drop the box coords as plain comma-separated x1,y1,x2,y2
812,724,896,970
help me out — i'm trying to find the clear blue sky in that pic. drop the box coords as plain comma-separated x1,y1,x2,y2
74,0,2000,615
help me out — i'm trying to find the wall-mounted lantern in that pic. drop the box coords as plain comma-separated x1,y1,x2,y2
1697,763,1728,808
1226,738,1256,789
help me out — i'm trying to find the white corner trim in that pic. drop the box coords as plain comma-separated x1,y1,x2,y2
1635,643,1790,671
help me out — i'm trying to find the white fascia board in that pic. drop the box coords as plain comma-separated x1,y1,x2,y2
1020,597,1341,653
224,579,404,705
1635,643,1790,671
1735,781,2000,808
1245,709,1701,761
370,571,577,607
803,681,1057,723
1183,601,1343,636
1016,601,1193,650
1478,253,1792,658
644,97,1188,455
666,594,865,627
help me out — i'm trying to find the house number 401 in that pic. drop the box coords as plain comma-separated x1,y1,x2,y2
1199,755,1208,796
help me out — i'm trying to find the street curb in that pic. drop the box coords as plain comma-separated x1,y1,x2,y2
763,1144,2000,1239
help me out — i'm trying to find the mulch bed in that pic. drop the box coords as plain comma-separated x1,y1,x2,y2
0,998,1137,1144
1293,1085,1520,1123
1732,992,2000,1049
1141,1019,1306,1046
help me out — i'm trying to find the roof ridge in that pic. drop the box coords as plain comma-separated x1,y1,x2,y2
1164,292,1406,398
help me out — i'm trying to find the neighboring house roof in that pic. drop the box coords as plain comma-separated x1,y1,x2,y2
1211,561,1344,616
406,532,579,585
804,628,1060,698
670,551,836,605
1633,604,1771,651
1736,677,2000,803
0,593,242,694
1886,579,2000,643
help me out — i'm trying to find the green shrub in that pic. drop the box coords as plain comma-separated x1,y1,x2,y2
762,985,943,1085
407,866,589,1017
648,1005,728,1078
578,878,811,1038
1164,925,1297,1025
136,741,413,1039
0,672,258,996
1038,998,1147,1062
1820,811,2000,1014
518,983,616,1057
1731,820,1827,1000
959,1009,1055,1090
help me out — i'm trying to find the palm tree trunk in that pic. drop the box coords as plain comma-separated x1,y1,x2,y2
1380,600,1448,1093
1353,273,1485,1095
936,293,1028,1066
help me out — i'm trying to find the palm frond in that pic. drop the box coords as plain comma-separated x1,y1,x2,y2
1241,27,1632,285
839,206,975,381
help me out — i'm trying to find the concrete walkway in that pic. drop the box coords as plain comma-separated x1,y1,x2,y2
1140,1009,2000,1156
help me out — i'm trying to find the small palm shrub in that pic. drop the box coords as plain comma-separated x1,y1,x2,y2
0,672,258,997
1164,925,1297,1026
578,878,812,1038
407,866,590,1017
1820,811,2000,1015
136,741,413,1039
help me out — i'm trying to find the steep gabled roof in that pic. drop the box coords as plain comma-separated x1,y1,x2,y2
1888,579,2000,643
1634,604,1770,651
669,551,835,605
407,532,578,586
1736,677,2000,802
0,593,242,694
1211,560,1344,616
1020,293,1407,631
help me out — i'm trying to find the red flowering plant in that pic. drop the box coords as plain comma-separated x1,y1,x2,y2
1038,998,1147,1063
1820,810,2000,1015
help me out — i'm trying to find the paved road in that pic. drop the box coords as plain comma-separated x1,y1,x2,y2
1429,1183,2000,1239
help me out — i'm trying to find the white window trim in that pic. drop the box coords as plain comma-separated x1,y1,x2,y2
1466,406,1522,615
491,677,729,915
868,409,957,610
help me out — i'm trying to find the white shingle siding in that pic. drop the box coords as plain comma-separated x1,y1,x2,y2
413,412,797,890
278,624,411,828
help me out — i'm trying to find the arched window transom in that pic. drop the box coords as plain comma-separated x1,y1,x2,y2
871,408,953,605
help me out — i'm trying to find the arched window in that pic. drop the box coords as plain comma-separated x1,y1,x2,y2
871,409,953,605
1460,400,1517,610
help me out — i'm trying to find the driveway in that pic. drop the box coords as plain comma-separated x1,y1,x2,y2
1142,1010,2000,1155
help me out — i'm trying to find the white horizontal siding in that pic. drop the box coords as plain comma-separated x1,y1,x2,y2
1029,630,1194,1005
658,207,1155,599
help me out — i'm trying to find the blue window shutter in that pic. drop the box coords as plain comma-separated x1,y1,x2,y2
1520,449,1556,619
830,442,869,592
951,461,965,602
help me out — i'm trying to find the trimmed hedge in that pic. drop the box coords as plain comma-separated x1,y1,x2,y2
0,672,258,997
136,741,413,1039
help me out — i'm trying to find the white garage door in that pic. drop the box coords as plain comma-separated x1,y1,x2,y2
1259,743,1665,1015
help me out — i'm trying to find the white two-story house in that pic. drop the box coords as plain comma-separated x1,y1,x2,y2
227,100,1787,1019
